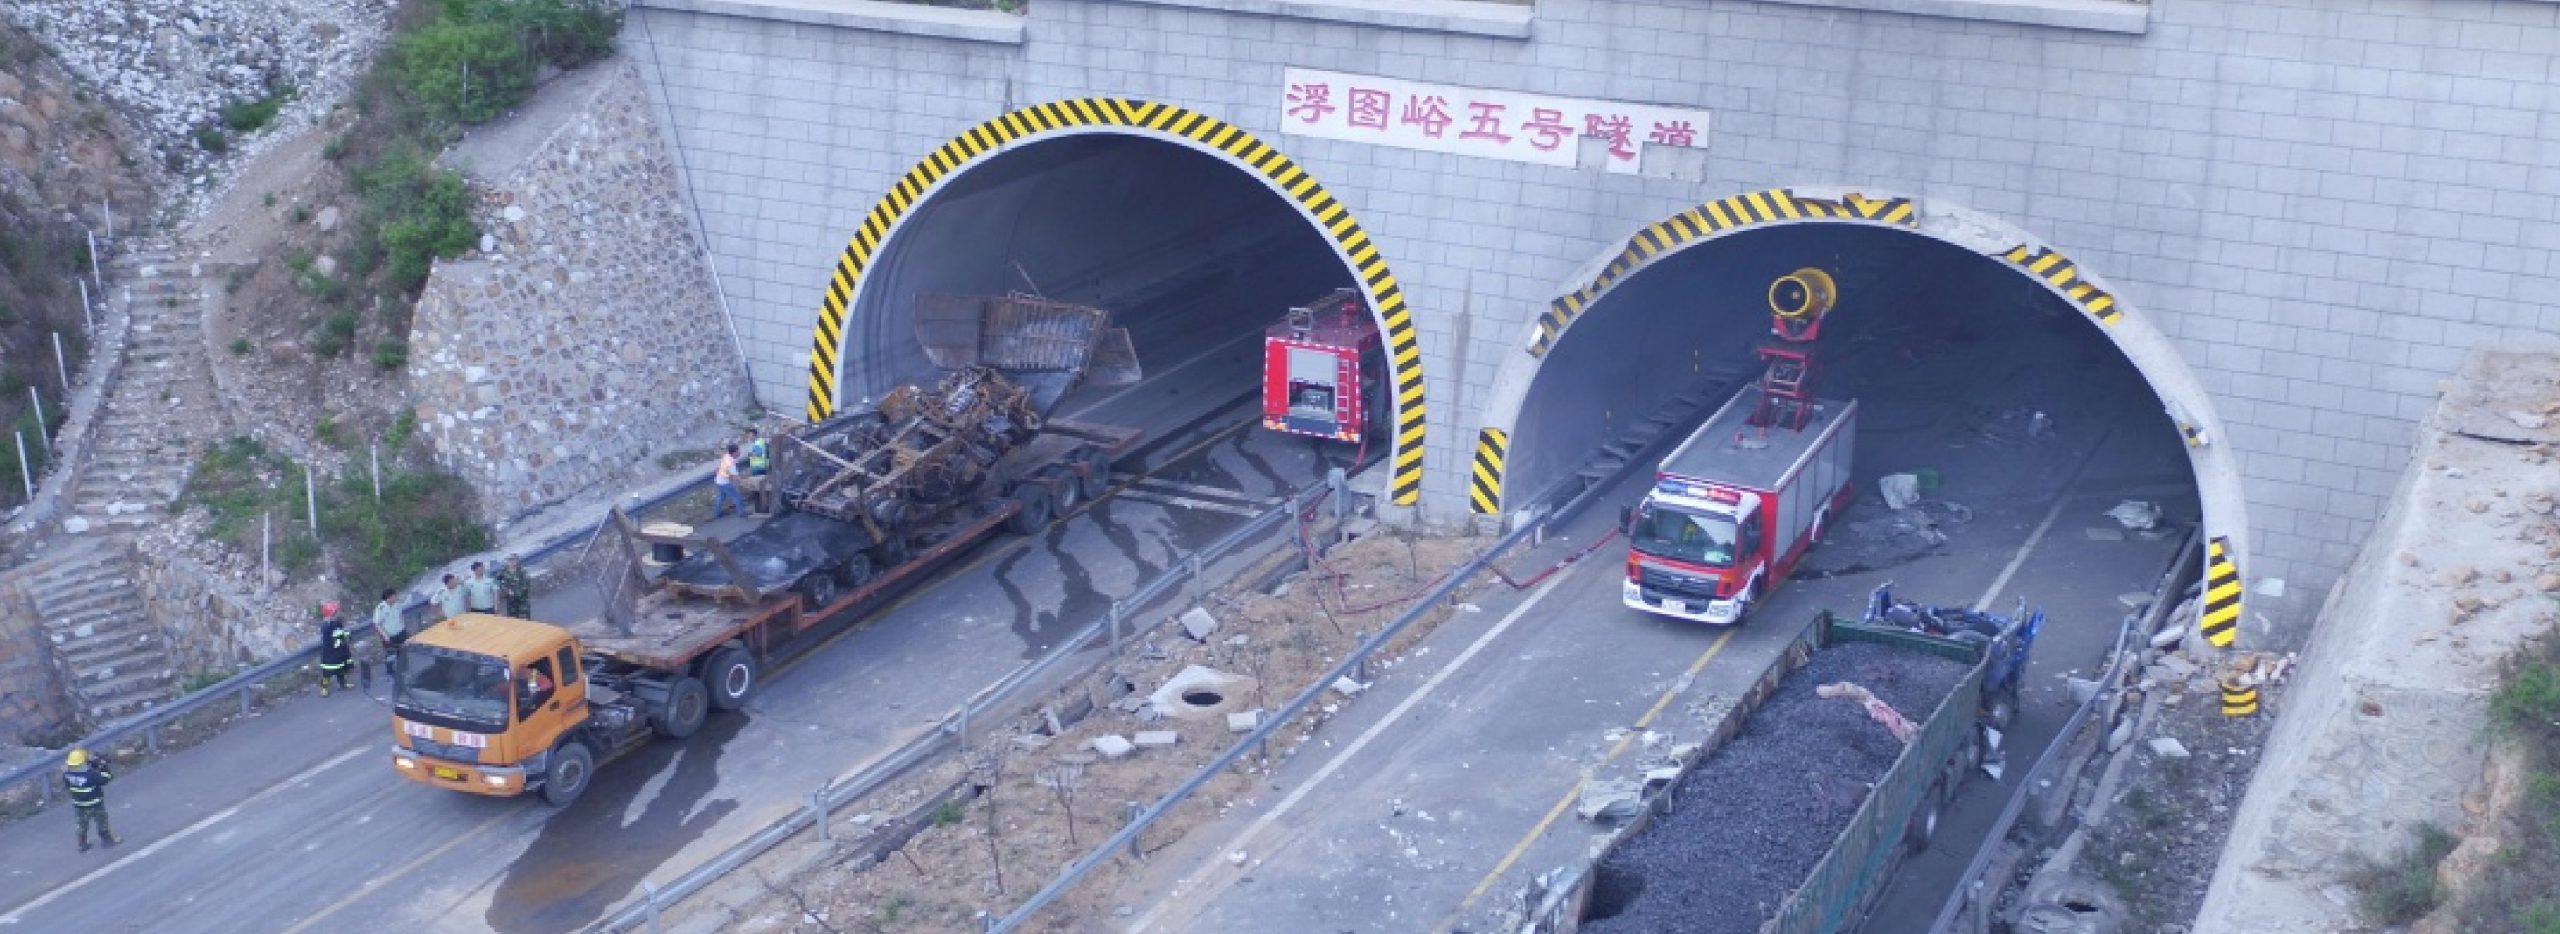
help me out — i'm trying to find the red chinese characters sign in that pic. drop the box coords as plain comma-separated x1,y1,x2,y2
1279,68,1709,174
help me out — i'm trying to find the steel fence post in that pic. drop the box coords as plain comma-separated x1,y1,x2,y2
642,881,662,933
809,790,831,841
1125,802,1145,862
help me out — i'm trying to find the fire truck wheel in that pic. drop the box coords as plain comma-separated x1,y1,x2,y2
1077,450,1112,500
705,647,758,711
655,677,710,739
1006,485,1052,534
542,740,594,807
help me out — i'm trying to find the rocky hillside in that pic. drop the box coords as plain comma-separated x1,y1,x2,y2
0,23,156,513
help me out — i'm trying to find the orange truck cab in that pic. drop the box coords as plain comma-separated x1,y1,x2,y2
390,613,720,806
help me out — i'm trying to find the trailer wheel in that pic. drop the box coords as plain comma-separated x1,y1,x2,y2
872,535,910,568
1006,485,1052,534
797,569,840,610
541,740,594,807
655,677,711,739
835,553,875,589
705,647,758,711
1046,467,1083,513
1905,782,1945,855
1077,449,1113,501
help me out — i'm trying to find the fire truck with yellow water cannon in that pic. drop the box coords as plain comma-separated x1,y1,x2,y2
1621,269,1858,625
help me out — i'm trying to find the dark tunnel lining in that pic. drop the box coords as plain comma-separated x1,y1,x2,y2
1506,224,2170,506
836,134,1359,409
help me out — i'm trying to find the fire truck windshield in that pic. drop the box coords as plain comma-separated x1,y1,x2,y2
1630,503,1737,567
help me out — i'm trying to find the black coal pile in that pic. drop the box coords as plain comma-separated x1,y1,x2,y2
1583,640,1969,934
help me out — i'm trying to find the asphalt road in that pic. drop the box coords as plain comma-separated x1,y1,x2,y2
0,282,1356,933
1115,321,2197,932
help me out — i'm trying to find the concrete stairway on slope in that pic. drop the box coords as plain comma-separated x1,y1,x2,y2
19,538,173,724
66,245,224,534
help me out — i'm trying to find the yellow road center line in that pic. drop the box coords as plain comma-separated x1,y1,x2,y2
1439,625,1740,931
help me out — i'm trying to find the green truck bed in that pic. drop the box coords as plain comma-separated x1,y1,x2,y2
1522,612,2002,934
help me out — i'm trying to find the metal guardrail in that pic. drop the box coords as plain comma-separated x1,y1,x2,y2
0,473,714,808
984,470,1629,933
591,469,1359,932
1922,529,2202,934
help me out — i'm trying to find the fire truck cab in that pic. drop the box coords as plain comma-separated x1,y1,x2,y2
1262,288,1386,446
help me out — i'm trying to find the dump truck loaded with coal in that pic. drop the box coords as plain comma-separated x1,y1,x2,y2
388,296,1143,805
1525,590,2043,934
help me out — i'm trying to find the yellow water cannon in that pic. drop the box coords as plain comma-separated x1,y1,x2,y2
1767,267,1837,342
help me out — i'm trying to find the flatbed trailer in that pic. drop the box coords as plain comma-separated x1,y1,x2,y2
390,416,1141,806
1523,610,2029,933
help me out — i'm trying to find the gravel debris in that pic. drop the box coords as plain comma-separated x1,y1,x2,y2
1584,640,1970,934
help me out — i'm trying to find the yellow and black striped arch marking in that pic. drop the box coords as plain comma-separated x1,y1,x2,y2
2001,245,2121,325
1529,190,1915,359
802,99,1427,505
1468,428,1507,514
2200,536,2242,648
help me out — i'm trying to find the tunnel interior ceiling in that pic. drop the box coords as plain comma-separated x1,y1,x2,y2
1507,224,2170,508
844,135,1353,404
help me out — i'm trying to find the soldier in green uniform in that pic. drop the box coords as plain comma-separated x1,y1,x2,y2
497,553,533,618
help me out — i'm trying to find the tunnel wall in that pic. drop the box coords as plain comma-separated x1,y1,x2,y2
627,0,2560,621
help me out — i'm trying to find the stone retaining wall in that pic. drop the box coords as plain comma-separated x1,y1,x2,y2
409,58,751,524
0,570,74,746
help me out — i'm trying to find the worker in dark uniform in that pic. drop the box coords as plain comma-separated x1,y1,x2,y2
63,748,117,852
497,553,533,619
742,427,773,515
317,603,353,696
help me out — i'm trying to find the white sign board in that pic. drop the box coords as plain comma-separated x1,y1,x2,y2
1278,68,1710,175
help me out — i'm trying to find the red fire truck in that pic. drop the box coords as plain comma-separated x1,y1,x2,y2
1621,386,1859,624
1262,288,1386,448
1622,267,1856,625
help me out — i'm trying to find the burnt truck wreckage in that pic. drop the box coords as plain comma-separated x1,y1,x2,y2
390,295,1143,805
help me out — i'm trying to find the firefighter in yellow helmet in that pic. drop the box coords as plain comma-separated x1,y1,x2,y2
63,747,118,852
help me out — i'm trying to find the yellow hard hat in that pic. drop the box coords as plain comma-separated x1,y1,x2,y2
65,748,87,767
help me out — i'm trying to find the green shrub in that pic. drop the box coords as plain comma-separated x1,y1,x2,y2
229,337,252,356
384,408,420,451
310,311,361,358
322,134,349,161
396,18,534,125
372,339,410,371
314,415,344,449
223,85,294,134
2353,823,2457,925
322,467,491,600
195,124,229,153
354,147,477,291
2497,661,2560,735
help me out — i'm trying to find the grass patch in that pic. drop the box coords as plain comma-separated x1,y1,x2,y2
222,84,295,135
2455,635,2560,933
184,427,490,599
195,124,230,154
2352,823,2457,925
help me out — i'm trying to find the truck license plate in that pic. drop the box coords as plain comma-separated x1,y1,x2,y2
1669,600,1692,614
433,767,462,781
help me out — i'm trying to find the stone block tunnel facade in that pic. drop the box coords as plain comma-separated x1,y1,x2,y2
624,0,2560,631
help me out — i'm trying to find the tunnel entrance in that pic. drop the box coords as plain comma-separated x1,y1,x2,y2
1486,199,2242,643
804,101,1428,506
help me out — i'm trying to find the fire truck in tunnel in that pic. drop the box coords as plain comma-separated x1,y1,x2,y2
1621,268,1860,625
1261,288,1387,450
